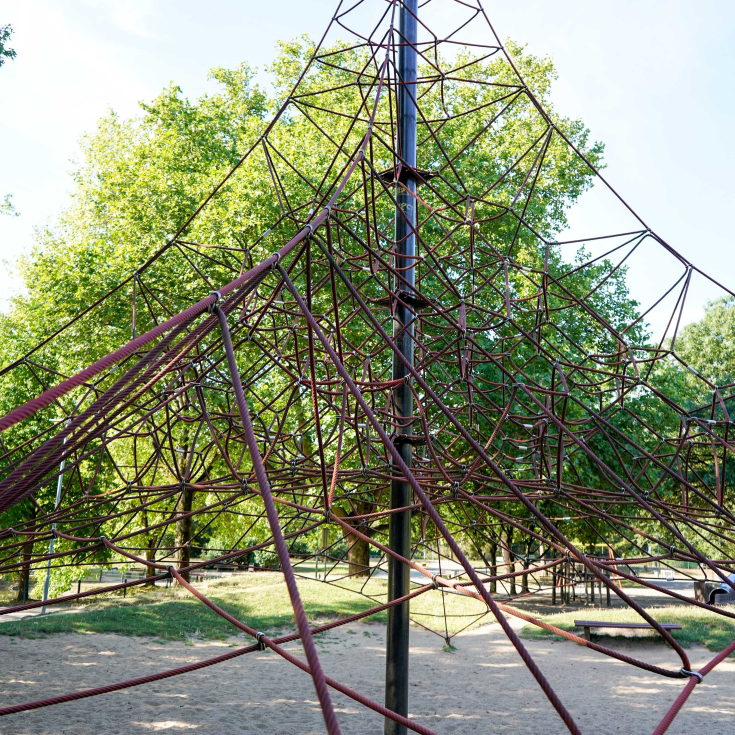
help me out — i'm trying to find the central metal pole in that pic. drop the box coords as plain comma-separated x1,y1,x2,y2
385,2,417,733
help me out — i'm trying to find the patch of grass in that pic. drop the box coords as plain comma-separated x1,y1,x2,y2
520,605,735,653
0,601,226,641
0,574,386,641
0,572,493,641
409,587,489,633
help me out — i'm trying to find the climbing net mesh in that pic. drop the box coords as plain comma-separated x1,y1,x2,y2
1,1,734,732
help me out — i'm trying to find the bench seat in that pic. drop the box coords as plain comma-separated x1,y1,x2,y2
574,620,682,641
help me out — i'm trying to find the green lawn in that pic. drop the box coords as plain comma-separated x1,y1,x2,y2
520,605,735,653
8,573,731,652
0,572,489,642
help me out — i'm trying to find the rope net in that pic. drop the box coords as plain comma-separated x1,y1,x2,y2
1,1,734,733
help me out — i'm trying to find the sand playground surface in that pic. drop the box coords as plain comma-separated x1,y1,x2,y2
1,617,734,735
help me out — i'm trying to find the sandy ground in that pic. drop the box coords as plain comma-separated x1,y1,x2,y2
0,618,733,735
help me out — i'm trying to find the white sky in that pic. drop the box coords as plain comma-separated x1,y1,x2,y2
1,0,734,339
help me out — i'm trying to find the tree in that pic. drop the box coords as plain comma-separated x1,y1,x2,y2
0,24,16,68
1,194,19,217
1,27,18,220
1,37,617,585
675,297,735,390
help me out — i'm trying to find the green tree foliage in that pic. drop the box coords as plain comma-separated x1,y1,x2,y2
676,298,735,390
0,36,665,591
1,26,18,221
0,24,16,68
0,194,19,217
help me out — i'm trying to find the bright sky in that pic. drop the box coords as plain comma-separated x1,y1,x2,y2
1,0,734,338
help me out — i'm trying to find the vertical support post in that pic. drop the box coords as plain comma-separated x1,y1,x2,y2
42,426,69,614
385,2,417,733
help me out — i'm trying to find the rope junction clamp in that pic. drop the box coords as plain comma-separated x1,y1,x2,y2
206,291,221,314
255,631,267,651
680,668,703,683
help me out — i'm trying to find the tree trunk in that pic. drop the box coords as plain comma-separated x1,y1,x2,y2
17,537,34,602
173,419,196,585
332,503,374,578
141,506,156,587
502,525,515,595
346,532,371,577
17,504,37,602
522,537,532,594
145,536,157,587
489,539,497,594
175,483,195,583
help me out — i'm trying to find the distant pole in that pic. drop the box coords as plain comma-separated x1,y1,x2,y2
385,1,418,733
42,425,69,614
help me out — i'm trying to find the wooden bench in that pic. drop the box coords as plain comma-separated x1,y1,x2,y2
574,620,682,641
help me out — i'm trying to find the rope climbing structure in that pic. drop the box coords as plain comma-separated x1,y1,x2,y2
1,2,734,733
